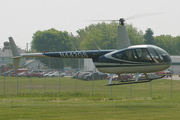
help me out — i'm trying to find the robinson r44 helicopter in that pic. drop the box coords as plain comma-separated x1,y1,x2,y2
9,18,172,86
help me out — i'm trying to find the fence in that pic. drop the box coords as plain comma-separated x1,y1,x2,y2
0,73,179,99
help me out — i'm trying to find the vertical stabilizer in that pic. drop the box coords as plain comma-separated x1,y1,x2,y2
9,37,20,57
117,25,131,49
9,37,21,71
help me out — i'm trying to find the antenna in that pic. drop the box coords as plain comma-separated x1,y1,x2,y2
70,43,78,51
94,41,101,51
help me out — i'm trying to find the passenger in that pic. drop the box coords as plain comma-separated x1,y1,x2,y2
126,50,135,61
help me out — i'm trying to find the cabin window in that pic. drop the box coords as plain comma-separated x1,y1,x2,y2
113,51,127,60
134,48,153,62
125,49,138,61
112,49,138,62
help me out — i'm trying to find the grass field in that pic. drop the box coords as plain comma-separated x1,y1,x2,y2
0,76,180,119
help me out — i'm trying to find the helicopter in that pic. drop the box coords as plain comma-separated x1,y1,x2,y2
9,18,172,86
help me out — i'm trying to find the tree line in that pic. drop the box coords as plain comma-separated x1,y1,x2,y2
30,22,180,69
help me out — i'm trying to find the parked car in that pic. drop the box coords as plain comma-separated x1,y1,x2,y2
61,72,66,77
43,72,54,77
83,72,107,81
37,71,45,78
18,72,26,77
2,70,13,76
138,73,157,80
48,72,57,77
112,74,133,81
78,72,90,79
22,72,29,77
71,72,81,79
27,71,40,78
38,71,50,78
10,72,17,77
48,72,65,77
155,69,172,77
138,73,146,80
98,73,108,79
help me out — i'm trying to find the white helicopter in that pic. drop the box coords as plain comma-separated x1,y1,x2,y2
9,18,172,85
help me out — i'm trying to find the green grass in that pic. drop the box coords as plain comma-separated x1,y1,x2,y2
0,76,180,119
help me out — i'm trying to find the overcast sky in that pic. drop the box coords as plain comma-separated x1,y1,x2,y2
0,0,180,50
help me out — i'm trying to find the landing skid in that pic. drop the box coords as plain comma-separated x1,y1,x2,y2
106,75,165,86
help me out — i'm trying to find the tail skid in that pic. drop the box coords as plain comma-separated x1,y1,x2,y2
9,37,21,71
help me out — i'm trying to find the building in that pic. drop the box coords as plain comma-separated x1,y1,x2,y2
169,56,180,74
24,59,46,71
0,41,26,67
84,59,98,72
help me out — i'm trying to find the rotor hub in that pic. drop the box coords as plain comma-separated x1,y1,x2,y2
119,18,125,26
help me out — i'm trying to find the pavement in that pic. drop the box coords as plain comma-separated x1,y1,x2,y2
163,75,180,80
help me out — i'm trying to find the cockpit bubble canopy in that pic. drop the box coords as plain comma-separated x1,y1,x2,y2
112,45,171,63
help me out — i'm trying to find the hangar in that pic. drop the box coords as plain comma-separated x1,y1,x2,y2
168,56,180,74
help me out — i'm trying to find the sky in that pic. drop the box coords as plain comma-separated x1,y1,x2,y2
0,0,180,50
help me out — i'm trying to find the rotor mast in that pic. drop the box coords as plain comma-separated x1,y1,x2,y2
117,18,131,49
119,18,125,26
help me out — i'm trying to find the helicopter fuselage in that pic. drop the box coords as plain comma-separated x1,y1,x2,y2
21,44,171,74
95,45,171,74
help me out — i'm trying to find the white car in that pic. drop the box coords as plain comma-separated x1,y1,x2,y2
18,72,26,77
43,72,54,77
61,72,66,77
49,72,59,77
78,72,90,79
82,73,91,80
138,73,156,80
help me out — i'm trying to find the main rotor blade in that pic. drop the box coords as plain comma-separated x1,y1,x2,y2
126,12,167,20
89,20,119,22
88,12,167,22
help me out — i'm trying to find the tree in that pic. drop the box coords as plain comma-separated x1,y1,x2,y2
31,28,73,69
76,22,144,50
144,28,155,45
126,24,144,45
154,35,176,55
8,63,13,68
69,33,81,51
173,36,180,55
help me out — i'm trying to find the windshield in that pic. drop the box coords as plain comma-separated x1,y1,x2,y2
112,46,171,63
151,46,171,63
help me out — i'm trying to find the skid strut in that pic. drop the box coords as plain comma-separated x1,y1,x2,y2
106,75,165,86
108,74,114,85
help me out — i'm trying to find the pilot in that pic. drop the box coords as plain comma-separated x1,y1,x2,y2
141,48,150,61
141,48,159,63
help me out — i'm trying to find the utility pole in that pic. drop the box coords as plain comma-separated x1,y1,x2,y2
49,46,51,69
